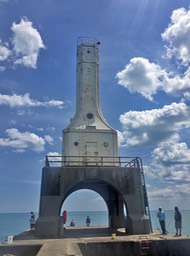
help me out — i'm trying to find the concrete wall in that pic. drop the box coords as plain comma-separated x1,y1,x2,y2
78,239,190,256
0,244,41,256
35,166,151,238
1,238,190,256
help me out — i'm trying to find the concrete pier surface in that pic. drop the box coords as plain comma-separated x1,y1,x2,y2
1,226,190,256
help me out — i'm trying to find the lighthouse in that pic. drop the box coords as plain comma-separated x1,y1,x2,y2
35,37,152,238
62,38,118,165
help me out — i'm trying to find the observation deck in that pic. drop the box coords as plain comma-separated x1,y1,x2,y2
45,155,143,168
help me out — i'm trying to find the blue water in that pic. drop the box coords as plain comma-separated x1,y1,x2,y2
150,210,190,236
0,213,30,242
0,210,190,242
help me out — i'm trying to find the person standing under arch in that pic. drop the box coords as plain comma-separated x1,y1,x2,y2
86,216,91,227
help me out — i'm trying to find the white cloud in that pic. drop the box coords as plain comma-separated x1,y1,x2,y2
0,128,46,152
148,135,190,184
44,135,54,145
183,91,190,101
46,151,61,166
116,7,190,100
47,100,65,108
116,57,190,100
47,151,61,157
152,139,190,167
162,7,190,66
162,67,190,96
143,133,190,206
119,102,190,147
11,17,45,68
116,57,163,101
0,42,11,61
0,93,64,108
148,187,175,199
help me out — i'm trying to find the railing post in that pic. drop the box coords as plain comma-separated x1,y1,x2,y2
100,156,103,166
45,156,49,167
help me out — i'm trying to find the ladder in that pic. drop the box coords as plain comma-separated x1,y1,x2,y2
137,158,153,232
139,236,151,256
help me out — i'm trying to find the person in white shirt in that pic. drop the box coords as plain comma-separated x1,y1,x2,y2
157,207,167,235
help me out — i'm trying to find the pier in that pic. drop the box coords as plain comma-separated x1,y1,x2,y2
1,227,190,256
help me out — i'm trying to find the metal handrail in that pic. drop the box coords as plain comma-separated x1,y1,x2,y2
45,155,142,168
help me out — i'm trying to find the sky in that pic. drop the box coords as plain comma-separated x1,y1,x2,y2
0,0,190,213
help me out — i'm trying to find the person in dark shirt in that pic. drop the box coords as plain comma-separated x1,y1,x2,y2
86,216,91,226
174,206,182,236
30,211,35,230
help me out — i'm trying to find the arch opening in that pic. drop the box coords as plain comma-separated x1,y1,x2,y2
60,189,109,227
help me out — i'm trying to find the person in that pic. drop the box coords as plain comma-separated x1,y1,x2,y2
86,216,91,226
174,206,182,236
70,219,75,226
157,207,167,235
30,211,36,230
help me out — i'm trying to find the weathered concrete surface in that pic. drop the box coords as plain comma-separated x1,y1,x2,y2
36,166,151,238
1,229,190,256
0,244,42,256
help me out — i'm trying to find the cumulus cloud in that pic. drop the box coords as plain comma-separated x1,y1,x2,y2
162,7,190,66
152,139,190,167
11,17,45,68
0,41,11,62
0,128,53,152
0,17,44,70
147,134,190,183
44,135,54,145
142,132,190,204
0,93,64,108
183,91,190,101
116,7,190,101
116,57,164,101
116,57,190,100
148,187,175,199
163,67,190,96
119,102,190,147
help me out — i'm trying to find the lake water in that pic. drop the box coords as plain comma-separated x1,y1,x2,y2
0,210,189,242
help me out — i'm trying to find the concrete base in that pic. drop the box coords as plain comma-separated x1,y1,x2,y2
126,214,150,234
35,216,63,238
2,230,190,256
36,166,151,237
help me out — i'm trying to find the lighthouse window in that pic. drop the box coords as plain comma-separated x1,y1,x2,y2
87,113,93,119
87,50,91,53
103,142,109,147
74,142,79,146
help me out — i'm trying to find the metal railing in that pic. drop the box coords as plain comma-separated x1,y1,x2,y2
45,155,143,168
77,37,99,46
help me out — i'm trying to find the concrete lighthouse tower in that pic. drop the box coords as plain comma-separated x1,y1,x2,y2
35,37,152,238
62,38,118,165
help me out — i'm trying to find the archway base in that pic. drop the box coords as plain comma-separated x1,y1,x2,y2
35,166,151,238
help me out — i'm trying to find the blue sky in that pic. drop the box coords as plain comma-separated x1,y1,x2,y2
0,0,190,213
